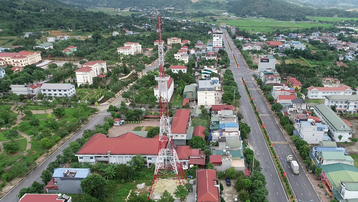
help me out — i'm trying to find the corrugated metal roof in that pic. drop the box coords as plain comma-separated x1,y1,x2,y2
344,182,358,191
183,84,197,92
325,95,358,101
320,151,353,162
226,139,242,149
314,104,353,132
322,163,358,191
53,168,90,178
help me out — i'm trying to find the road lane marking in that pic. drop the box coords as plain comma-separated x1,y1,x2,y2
273,183,275,185
309,193,311,196
296,183,298,186
277,192,278,195
271,141,288,144
301,193,303,196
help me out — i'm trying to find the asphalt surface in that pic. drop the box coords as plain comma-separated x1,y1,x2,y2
222,29,321,202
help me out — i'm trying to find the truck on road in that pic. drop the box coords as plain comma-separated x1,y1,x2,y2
287,155,299,174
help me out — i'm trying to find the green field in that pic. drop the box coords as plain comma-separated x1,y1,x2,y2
308,16,358,22
87,7,136,16
0,132,9,142
0,36,18,48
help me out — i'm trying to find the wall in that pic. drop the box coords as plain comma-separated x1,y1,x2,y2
48,178,83,194
197,90,215,106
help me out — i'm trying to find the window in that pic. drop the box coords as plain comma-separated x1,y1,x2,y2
53,90,56,92
147,157,152,160
58,90,61,92
79,157,83,159
59,93,62,96
90,157,93,159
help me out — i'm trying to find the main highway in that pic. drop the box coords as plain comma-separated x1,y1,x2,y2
222,29,320,202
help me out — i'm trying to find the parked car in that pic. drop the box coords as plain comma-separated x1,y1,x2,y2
226,178,231,186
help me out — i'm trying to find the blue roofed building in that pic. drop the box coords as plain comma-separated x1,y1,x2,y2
220,122,239,132
45,168,90,194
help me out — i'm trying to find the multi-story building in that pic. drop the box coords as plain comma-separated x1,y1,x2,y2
40,83,76,98
277,95,296,106
174,49,189,63
176,145,205,170
196,170,220,202
258,55,276,72
259,71,281,85
294,121,328,144
167,37,181,45
271,88,296,99
117,42,142,55
183,84,197,100
312,151,354,166
338,181,358,200
324,95,358,114
10,83,42,97
197,80,221,106
75,61,107,85
45,168,90,194
205,52,217,60
169,65,187,74
287,77,302,90
154,40,164,46
19,194,72,202
76,132,159,168
0,51,42,67
308,85,354,99
213,30,223,51
181,39,190,46
171,109,191,147
314,104,354,142
0,67,5,78
154,76,174,101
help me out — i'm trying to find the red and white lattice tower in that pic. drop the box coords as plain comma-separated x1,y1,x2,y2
148,15,187,199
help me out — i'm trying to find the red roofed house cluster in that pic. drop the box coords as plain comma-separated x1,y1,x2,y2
0,51,42,67
176,145,206,169
287,77,302,90
117,42,142,55
266,41,284,47
174,47,189,63
75,61,107,85
181,39,191,46
76,132,159,168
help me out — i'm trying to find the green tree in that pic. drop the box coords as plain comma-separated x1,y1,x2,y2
158,190,175,202
81,174,107,199
284,124,294,136
41,169,52,184
188,136,206,149
18,181,44,198
238,190,250,202
239,123,251,140
207,162,214,169
4,129,19,139
257,79,262,86
147,127,160,138
271,103,283,112
280,116,290,126
53,107,66,117
225,167,237,179
185,182,193,192
77,194,100,202
129,154,146,171
103,164,116,180
3,140,20,153
174,185,189,202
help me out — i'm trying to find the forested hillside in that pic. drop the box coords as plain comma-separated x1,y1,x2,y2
0,0,141,36
227,0,358,20
284,0,358,9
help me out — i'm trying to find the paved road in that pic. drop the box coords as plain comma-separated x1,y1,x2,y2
222,29,321,202
1,111,113,202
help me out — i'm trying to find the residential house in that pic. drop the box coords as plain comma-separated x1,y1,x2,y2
75,61,107,85
0,67,5,78
195,42,204,52
154,76,174,101
174,49,189,63
307,85,353,99
114,118,122,126
167,37,181,45
312,151,354,166
0,51,42,67
10,83,41,97
288,98,306,112
213,30,223,50
45,168,90,194
287,77,302,90
33,42,53,50
171,109,191,147
235,36,244,40
206,40,213,52
320,163,358,201
205,52,217,60
259,71,281,85
24,32,35,38
324,95,358,114
19,194,72,202
294,121,328,144
242,45,252,51
169,65,187,74
211,105,234,114
277,95,296,106
117,42,142,55
194,126,206,139
183,84,197,100
154,40,164,46
266,41,284,47
322,77,340,85
112,31,119,36
201,67,218,79
271,88,297,100
76,133,159,168
176,146,206,169
197,80,221,106
258,55,276,72
314,104,353,142
47,37,56,43
40,83,76,98
62,46,77,55
181,39,191,46
196,169,220,202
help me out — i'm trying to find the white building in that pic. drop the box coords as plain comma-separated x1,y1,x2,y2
294,121,327,144
213,30,223,50
307,85,353,99
40,83,76,98
197,80,220,106
169,65,187,74
10,84,41,97
314,151,354,166
0,51,42,67
258,55,276,72
117,42,142,55
154,40,164,46
259,71,281,85
339,181,358,200
314,104,353,142
76,133,158,168
324,95,358,114
174,49,189,64
154,76,174,101
47,37,56,42
75,61,107,85
167,37,181,45
112,31,119,36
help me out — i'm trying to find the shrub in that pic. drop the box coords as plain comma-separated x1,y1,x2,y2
3,140,20,153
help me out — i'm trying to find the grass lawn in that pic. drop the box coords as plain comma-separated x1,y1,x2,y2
28,106,49,110
16,138,28,152
351,154,358,168
285,58,309,66
0,132,9,142
87,7,136,16
308,16,358,22
32,114,48,120
192,117,209,127
134,126,143,131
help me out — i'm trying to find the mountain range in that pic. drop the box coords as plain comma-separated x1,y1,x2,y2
284,0,358,10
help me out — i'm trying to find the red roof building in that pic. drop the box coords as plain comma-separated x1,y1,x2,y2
307,85,351,92
196,169,220,202
210,155,222,165
176,146,206,166
75,67,92,72
194,126,206,139
307,116,321,123
182,98,189,107
181,39,190,45
76,133,159,156
277,95,296,100
266,41,284,47
169,65,187,70
212,105,233,112
287,77,302,87
83,61,106,66
19,194,71,202
171,109,190,134
62,49,71,52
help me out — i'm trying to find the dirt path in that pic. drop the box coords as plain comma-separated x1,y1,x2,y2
0,131,31,153
31,109,53,114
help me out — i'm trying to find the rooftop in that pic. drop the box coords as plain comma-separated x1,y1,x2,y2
197,169,219,202
320,151,354,162
278,95,296,100
210,155,222,164
83,61,106,66
155,77,173,89
266,41,284,46
198,80,215,90
52,168,90,178
325,95,358,101
308,85,352,92
314,104,353,132
40,83,74,90
183,84,197,93
76,133,159,155
322,163,358,191
169,65,187,70
176,145,200,160
171,109,190,134
194,126,206,139
19,194,70,202
212,105,233,111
